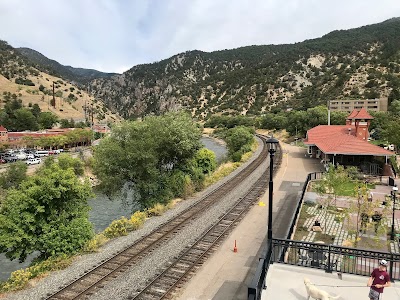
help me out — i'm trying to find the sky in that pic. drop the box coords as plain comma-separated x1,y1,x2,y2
1,0,400,74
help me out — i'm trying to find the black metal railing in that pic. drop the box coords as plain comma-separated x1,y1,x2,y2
271,238,400,280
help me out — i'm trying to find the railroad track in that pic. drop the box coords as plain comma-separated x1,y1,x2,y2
45,135,280,300
129,141,282,300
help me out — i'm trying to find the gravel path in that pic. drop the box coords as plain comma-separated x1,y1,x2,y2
4,137,266,300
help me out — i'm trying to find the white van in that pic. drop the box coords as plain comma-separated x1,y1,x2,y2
34,150,49,157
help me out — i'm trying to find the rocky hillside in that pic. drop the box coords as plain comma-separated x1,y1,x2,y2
0,40,120,124
17,47,117,85
90,18,400,119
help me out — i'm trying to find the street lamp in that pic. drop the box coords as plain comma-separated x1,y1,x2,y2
266,136,279,244
391,185,398,241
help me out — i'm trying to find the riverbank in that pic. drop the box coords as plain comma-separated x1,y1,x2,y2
0,136,227,283
0,136,258,299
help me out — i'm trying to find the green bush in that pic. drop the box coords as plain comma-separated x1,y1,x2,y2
0,254,73,293
147,203,171,216
15,77,35,86
83,234,109,253
129,211,147,230
103,217,131,238
390,155,399,175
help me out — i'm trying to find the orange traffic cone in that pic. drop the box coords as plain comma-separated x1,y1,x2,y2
233,240,238,253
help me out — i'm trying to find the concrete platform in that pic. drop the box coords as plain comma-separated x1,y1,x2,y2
262,264,400,300
177,143,323,300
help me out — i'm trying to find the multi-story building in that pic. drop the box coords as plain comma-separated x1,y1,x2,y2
329,98,388,113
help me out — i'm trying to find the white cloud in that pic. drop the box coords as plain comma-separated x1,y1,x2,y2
0,0,400,73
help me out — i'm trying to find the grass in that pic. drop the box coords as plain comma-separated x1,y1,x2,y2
310,180,375,196
292,203,314,240
338,181,376,196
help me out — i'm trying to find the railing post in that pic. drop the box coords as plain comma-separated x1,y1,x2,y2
326,245,332,273
390,253,394,282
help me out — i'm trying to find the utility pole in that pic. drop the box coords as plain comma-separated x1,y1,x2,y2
327,100,331,126
51,82,56,108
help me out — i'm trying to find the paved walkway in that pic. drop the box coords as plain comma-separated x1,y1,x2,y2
177,143,322,300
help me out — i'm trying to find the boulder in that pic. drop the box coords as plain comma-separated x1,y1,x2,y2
312,226,323,232
304,192,318,204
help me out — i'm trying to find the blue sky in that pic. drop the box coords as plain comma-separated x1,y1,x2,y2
1,0,400,73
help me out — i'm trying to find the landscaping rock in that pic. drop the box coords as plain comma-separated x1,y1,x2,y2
312,226,323,232
304,192,318,204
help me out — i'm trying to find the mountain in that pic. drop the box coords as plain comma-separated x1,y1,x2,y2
0,40,120,123
17,47,117,85
89,18,400,119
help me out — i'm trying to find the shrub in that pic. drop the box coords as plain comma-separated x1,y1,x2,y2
204,162,241,187
390,155,399,175
102,211,148,239
0,254,73,292
147,203,170,217
129,211,147,230
83,233,109,253
0,269,32,292
103,217,130,238
15,77,35,86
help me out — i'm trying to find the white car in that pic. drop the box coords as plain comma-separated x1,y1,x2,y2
26,158,41,165
14,152,27,160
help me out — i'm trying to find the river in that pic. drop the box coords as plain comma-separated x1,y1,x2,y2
0,136,226,281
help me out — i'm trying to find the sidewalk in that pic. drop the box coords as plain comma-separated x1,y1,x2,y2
262,264,400,300
177,143,322,300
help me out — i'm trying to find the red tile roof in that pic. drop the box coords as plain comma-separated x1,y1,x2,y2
304,125,393,156
8,132,63,139
346,109,358,119
354,107,373,120
0,125,7,132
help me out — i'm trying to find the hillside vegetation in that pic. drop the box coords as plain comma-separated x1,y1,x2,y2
17,47,117,85
0,40,120,124
89,18,400,119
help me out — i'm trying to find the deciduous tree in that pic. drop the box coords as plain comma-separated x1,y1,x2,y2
0,161,93,262
93,112,202,208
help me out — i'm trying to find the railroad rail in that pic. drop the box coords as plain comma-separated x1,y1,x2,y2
45,135,280,300
129,141,282,300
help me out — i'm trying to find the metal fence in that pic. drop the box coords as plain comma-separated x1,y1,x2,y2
271,238,400,280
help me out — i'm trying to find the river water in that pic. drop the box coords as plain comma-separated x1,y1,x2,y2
0,137,226,281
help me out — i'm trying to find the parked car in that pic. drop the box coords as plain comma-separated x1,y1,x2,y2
25,154,35,159
384,144,395,151
14,151,27,160
26,158,41,165
34,150,49,157
3,155,17,163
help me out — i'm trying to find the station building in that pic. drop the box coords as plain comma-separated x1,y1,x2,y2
304,108,394,176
